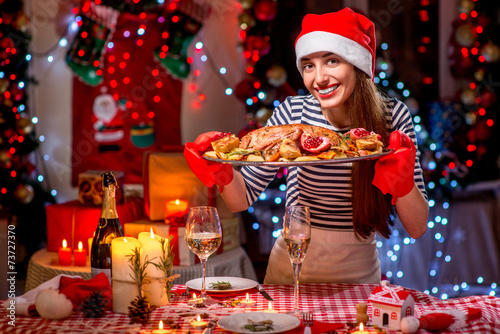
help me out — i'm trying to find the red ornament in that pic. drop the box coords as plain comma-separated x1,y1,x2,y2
235,78,257,102
245,35,271,56
253,0,277,21
480,89,497,108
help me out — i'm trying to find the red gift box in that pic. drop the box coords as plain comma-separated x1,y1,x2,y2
143,150,218,221
46,198,145,252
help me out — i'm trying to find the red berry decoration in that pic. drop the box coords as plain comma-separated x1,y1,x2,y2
300,134,331,153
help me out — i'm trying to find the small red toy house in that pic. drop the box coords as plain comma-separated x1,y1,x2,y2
368,283,415,330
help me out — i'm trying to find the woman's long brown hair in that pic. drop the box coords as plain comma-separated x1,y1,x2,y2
349,69,393,239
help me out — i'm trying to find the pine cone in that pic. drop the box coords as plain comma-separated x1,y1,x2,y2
128,295,155,325
82,291,110,318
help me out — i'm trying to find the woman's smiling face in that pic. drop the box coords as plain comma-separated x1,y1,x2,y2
301,51,356,111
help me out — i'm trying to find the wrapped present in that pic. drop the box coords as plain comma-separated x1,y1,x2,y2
46,199,144,252
124,217,240,266
143,151,209,221
143,150,234,222
78,170,124,206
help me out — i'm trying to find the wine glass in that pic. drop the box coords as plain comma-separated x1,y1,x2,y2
283,205,311,315
185,206,222,305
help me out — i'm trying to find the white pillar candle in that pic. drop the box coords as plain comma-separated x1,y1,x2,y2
138,230,164,278
138,229,169,306
111,236,142,314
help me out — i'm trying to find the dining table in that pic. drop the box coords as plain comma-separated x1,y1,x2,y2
1,282,499,334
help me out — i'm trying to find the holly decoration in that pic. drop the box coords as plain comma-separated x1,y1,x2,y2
81,290,110,318
128,295,155,325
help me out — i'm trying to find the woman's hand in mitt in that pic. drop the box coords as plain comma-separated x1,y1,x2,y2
184,131,234,192
372,130,416,204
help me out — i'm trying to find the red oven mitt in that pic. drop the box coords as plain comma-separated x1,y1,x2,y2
372,130,416,205
184,131,234,192
58,273,112,310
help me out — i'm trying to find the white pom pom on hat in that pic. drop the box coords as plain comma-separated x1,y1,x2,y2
294,7,376,78
35,288,73,320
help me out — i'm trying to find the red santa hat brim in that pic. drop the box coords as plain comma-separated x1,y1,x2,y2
295,8,376,78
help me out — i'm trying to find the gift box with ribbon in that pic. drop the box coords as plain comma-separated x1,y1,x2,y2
143,150,212,221
124,217,240,266
46,199,145,252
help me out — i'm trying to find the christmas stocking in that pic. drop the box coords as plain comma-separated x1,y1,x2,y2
154,0,210,79
66,1,119,86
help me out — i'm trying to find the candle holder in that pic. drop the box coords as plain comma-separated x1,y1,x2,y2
187,293,204,306
190,315,208,328
152,320,170,334
240,293,256,307
264,301,278,313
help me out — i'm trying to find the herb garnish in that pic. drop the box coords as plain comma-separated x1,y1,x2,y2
209,280,232,290
244,319,274,332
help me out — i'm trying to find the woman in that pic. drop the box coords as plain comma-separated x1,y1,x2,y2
185,8,428,284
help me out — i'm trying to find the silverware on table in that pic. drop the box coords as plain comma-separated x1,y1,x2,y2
303,312,313,334
202,318,218,334
256,282,273,301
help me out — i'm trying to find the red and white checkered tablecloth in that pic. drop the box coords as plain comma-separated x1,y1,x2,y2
1,283,499,333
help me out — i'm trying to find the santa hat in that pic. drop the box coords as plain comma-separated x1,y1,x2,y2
294,8,376,78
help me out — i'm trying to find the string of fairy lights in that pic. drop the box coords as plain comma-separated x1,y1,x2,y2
15,0,499,298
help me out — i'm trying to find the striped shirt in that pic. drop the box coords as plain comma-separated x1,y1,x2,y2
241,94,427,233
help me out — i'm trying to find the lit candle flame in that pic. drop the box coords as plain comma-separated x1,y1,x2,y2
150,227,155,239
124,238,128,243
193,293,197,299
62,239,67,248
159,320,163,330
268,301,273,310
197,315,201,322
246,292,249,302
78,241,83,251
360,323,364,332
175,199,180,205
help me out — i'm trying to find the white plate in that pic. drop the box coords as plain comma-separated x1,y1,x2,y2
186,276,258,293
218,312,301,334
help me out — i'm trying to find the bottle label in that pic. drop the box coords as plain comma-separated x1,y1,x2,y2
91,267,111,284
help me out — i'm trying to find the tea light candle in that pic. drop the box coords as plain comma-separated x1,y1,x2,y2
264,301,278,313
165,199,189,219
74,241,87,266
58,239,72,266
152,320,170,334
240,292,256,307
190,315,208,328
352,323,369,334
188,293,203,305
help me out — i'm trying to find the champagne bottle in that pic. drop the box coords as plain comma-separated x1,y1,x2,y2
90,171,124,283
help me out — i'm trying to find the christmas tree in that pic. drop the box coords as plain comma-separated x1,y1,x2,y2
0,0,54,278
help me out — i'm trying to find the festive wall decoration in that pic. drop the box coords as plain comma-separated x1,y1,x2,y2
69,0,212,185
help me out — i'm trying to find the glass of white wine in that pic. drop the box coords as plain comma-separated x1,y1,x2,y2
185,206,222,305
283,205,311,315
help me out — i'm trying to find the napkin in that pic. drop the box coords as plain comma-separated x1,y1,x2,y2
290,321,344,334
